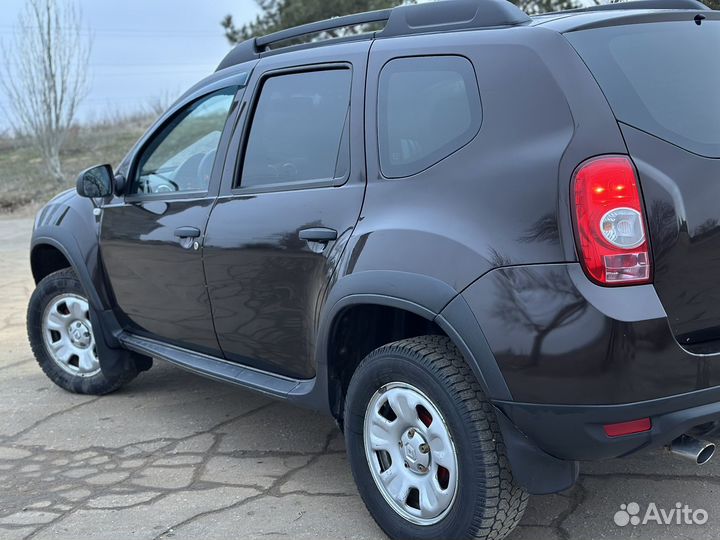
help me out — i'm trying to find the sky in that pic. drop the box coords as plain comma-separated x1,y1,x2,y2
0,0,602,130
0,0,262,128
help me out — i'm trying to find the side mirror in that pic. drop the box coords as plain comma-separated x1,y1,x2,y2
76,164,114,198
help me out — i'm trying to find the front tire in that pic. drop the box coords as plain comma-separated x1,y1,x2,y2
344,336,528,540
27,268,139,395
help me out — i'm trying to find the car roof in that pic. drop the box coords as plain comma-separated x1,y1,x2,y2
215,0,711,72
531,4,716,33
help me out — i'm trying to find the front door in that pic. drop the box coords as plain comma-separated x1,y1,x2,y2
100,87,239,355
203,42,370,378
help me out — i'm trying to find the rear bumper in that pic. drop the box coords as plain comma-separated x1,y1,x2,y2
495,385,720,461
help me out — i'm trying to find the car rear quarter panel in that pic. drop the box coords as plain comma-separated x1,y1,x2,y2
344,27,625,296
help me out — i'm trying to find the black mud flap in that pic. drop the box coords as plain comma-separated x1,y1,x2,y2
91,307,153,377
494,405,580,495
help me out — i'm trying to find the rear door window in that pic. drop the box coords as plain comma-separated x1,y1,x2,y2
567,20,720,158
378,56,482,178
240,68,352,189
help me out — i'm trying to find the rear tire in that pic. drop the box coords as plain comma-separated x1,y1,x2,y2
27,268,139,395
344,335,528,540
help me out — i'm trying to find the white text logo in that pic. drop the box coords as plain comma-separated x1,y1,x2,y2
614,502,708,527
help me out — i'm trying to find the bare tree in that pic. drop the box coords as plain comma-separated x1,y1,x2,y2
1,0,90,182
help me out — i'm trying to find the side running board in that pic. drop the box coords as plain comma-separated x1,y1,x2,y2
119,333,315,400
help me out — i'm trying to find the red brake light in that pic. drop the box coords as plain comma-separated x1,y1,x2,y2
572,156,652,286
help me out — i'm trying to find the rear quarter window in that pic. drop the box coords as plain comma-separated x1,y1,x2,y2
566,20,720,158
378,55,482,178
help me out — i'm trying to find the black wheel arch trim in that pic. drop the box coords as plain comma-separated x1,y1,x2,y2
31,229,123,349
317,270,514,412
31,233,104,308
436,293,512,401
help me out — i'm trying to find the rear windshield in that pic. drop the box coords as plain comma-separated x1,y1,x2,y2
567,20,720,158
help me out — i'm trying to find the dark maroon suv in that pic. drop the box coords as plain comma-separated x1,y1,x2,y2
26,0,720,538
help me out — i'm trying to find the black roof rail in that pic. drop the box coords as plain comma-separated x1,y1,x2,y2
565,0,710,13
217,0,530,71
216,7,392,71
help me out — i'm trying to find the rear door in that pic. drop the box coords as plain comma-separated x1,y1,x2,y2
566,14,720,348
100,84,244,355
203,42,369,378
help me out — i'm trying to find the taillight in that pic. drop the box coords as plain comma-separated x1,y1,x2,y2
572,156,651,286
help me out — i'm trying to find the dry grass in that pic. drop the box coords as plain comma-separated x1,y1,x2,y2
0,114,155,212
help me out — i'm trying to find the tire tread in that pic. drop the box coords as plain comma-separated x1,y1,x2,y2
356,335,528,540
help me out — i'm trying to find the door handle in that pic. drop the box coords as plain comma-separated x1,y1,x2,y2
175,226,201,239
299,227,338,243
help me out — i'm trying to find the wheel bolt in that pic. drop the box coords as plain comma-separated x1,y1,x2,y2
419,443,430,454
408,428,415,438
398,441,403,448
404,462,409,468
417,464,427,473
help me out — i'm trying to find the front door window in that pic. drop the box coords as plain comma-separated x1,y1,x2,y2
131,88,236,196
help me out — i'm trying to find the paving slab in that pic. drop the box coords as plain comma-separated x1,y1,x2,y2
2,215,720,540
